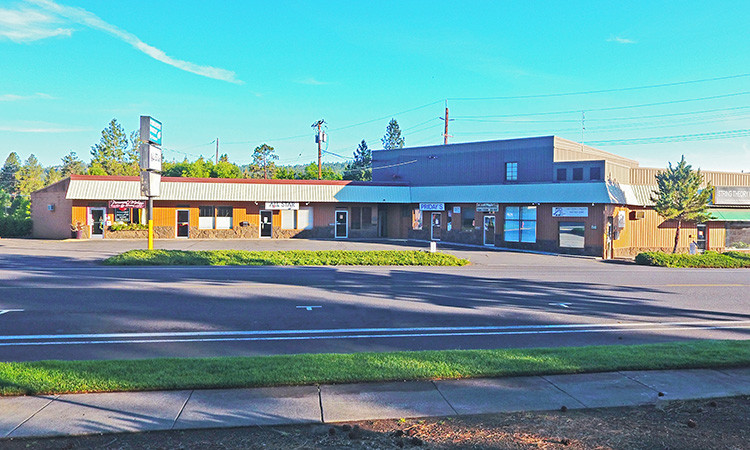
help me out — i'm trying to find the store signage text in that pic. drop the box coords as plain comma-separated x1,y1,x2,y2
552,207,589,217
419,203,444,211
476,203,499,213
265,202,299,210
715,186,750,205
109,200,146,209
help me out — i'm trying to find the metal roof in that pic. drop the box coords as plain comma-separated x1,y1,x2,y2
411,182,618,204
709,209,750,221
65,178,411,203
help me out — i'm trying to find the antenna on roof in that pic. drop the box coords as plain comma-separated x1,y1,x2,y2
581,111,586,146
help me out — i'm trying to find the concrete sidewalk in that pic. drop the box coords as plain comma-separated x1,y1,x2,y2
2,367,749,439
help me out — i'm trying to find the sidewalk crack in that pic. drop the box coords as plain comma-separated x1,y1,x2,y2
5,395,57,438
431,381,459,415
539,376,588,408
171,390,194,430
317,385,325,424
618,371,661,393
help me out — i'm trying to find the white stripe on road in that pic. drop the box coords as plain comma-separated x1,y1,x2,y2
0,320,748,347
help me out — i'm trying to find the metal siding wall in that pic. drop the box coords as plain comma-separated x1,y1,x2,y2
631,168,750,187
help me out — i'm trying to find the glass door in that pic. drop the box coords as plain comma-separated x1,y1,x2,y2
176,210,189,238
335,210,348,238
431,212,442,241
260,210,273,238
90,208,106,238
484,215,495,246
696,224,707,250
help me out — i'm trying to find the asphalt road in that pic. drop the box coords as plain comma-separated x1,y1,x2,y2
0,238,748,361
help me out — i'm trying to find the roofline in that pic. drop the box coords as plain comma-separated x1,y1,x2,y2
67,174,408,187
372,135,554,153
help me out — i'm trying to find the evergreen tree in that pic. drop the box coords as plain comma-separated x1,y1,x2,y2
0,152,21,196
651,156,714,253
60,151,87,177
344,140,372,181
381,118,405,150
44,167,62,186
16,154,44,196
301,162,343,180
90,119,134,175
274,166,297,179
249,143,278,179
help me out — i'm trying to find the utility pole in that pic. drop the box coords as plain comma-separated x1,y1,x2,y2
215,138,219,164
311,119,326,179
439,100,453,145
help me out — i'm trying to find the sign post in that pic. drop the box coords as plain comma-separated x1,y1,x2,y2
139,116,162,250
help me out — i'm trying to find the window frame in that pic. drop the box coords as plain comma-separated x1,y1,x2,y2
572,167,584,181
559,221,586,248
505,162,518,181
503,205,537,243
198,206,215,229
590,166,602,181
556,168,567,181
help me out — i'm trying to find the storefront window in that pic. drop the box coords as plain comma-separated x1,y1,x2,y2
216,206,232,229
559,222,585,248
461,207,475,229
504,206,537,243
199,206,215,229
114,208,130,223
351,207,362,229
281,207,314,230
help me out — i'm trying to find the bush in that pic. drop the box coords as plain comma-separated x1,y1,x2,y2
0,216,32,237
109,223,148,231
635,251,750,268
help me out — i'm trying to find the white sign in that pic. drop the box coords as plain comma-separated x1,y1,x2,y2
139,143,162,172
265,202,299,210
477,203,499,213
617,210,626,229
419,203,445,211
109,200,146,209
140,171,161,197
140,116,162,146
715,186,750,205
452,206,461,213
552,207,589,217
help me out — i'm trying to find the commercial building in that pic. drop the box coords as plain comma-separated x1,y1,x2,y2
31,136,750,258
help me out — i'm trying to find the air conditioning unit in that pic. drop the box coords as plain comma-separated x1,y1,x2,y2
630,210,645,220
47,204,55,212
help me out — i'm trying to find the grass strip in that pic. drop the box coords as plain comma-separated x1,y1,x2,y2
103,249,470,266
1,340,749,396
635,251,750,268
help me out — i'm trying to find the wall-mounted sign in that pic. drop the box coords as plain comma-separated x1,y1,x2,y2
265,202,299,210
419,202,444,211
476,203,499,213
412,208,423,230
140,116,162,146
139,143,162,172
617,210,627,229
452,206,461,214
715,186,750,205
552,207,589,217
109,200,146,209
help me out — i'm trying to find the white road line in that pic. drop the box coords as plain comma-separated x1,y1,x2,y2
0,309,23,315
0,320,749,346
0,323,748,347
296,306,322,311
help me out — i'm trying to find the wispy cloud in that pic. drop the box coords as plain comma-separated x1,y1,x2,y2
607,35,636,44
295,77,333,86
0,4,72,42
0,121,90,133
13,0,242,84
0,92,53,101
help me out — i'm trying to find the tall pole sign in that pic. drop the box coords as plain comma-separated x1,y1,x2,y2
139,116,162,250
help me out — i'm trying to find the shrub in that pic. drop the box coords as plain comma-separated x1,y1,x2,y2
110,223,148,231
635,251,750,268
0,216,32,237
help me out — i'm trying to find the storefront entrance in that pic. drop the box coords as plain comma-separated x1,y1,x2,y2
176,210,189,238
90,208,105,238
483,215,495,246
335,210,348,238
260,210,272,238
696,224,707,250
431,212,441,241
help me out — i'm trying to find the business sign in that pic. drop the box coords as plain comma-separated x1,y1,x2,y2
419,202,444,211
265,202,299,210
552,207,589,217
140,171,161,197
476,203,499,213
715,186,750,205
139,143,162,172
140,116,162,146
109,200,146,209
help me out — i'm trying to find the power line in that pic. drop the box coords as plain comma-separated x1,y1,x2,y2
455,91,750,119
587,129,750,146
329,100,444,132
447,72,750,101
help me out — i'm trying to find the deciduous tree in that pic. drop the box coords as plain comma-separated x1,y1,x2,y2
651,156,714,253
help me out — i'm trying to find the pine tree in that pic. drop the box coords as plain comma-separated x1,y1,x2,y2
344,140,372,181
381,118,405,150
249,144,278,179
0,152,21,196
90,119,132,175
651,156,714,253
44,167,62,186
60,151,87,177
16,154,44,196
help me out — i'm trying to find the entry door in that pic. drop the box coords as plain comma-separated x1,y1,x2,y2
90,208,106,238
605,217,614,259
176,210,189,238
335,210,348,238
431,212,442,241
484,215,496,246
260,210,273,238
378,208,388,238
696,224,707,250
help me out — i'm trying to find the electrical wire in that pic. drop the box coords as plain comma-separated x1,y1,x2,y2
587,129,750,146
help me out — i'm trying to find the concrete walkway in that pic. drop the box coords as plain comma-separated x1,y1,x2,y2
2,367,749,439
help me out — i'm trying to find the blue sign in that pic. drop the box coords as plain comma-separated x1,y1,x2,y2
140,116,162,146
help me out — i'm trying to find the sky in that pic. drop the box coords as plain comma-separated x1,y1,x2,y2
1,0,749,172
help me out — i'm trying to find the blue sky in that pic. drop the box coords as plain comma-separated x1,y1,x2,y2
1,0,749,171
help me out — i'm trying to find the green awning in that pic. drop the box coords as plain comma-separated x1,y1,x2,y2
709,209,750,221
